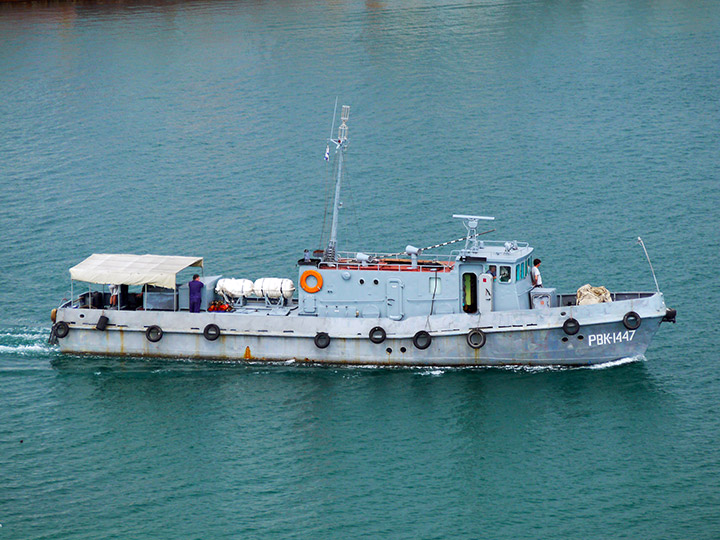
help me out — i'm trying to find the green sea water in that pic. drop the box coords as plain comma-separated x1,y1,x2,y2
1,0,719,538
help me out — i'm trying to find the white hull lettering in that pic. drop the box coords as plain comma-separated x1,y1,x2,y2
588,330,636,347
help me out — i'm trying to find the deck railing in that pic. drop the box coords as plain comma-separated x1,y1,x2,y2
318,251,456,272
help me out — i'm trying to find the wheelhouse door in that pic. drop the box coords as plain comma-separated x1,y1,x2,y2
386,279,404,321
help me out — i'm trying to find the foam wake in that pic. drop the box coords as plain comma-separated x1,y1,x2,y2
586,355,645,370
0,327,52,357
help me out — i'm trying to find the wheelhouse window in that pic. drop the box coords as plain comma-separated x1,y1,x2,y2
429,276,442,295
499,266,511,283
462,273,477,313
517,259,527,280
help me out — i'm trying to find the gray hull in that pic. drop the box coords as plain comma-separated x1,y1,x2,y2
54,292,668,367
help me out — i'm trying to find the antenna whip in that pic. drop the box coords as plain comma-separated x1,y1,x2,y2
637,237,660,293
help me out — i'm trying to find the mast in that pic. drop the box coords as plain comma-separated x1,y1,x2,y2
324,105,350,262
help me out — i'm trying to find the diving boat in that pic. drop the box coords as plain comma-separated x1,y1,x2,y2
49,106,676,366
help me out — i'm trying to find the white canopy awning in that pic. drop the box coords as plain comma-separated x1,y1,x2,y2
69,254,204,289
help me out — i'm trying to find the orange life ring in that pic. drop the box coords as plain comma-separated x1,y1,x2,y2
300,269,323,293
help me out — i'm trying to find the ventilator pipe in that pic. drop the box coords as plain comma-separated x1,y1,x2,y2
356,252,371,267
406,245,420,269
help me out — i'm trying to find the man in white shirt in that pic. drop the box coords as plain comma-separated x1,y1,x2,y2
531,258,542,288
109,284,118,306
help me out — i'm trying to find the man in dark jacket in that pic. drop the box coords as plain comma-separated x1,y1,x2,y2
188,274,204,313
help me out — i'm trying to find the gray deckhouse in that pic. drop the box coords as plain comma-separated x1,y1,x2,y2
298,215,540,320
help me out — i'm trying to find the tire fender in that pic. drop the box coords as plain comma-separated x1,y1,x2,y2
55,321,70,339
467,329,486,349
314,332,331,349
623,311,641,330
203,323,221,341
146,325,163,343
369,326,386,344
413,330,432,350
563,318,580,335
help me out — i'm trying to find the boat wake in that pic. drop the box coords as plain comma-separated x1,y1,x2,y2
0,343,49,355
586,355,646,370
416,369,447,376
0,327,53,357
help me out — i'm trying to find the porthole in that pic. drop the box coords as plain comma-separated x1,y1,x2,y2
386,347,392,354
359,279,365,284
79,314,85,319
561,337,568,342
561,312,566,316
400,347,407,353
373,279,379,285
577,335,584,340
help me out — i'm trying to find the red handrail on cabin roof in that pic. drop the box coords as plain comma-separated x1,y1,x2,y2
321,259,455,272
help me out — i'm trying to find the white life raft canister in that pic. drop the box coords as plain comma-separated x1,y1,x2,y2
216,278,255,298
253,278,296,299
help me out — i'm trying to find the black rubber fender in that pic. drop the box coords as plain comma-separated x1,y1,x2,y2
146,325,163,343
55,321,70,339
203,323,221,341
466,329,486,349
563,318,580,335
96,315,109,331
623,311,642,330
369,326,386,344
314,332,331,349
413,330,432,350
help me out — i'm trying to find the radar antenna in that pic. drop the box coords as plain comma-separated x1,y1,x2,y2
453,214,495,253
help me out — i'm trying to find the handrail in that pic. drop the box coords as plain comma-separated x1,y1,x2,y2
333,250,457,262
318,258,455,272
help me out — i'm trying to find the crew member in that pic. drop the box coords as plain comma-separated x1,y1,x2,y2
109,284,118,307
188,274,204,313
531,258,542,288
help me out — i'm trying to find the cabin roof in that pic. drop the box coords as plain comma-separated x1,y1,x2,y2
69,253,203,289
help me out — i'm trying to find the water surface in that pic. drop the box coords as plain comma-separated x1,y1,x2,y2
1,0,719,538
